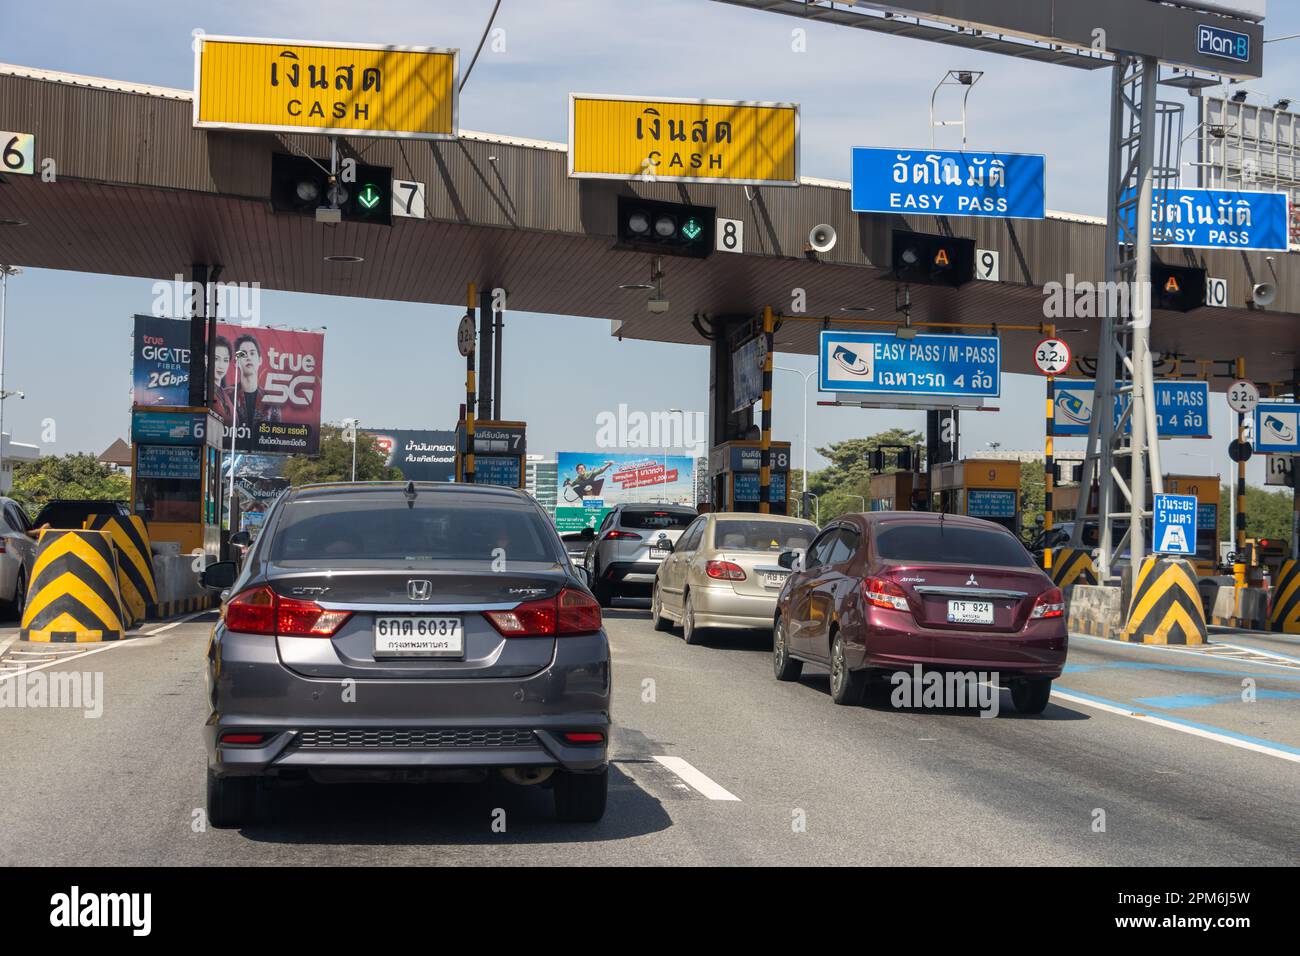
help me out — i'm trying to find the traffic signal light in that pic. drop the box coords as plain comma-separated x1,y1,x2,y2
270,153,392,225
891,231,975,287
1151,263,1206,311
617,196,714,258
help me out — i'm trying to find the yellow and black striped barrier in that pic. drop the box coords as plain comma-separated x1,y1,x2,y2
1047,548,1097,592
21,529,128,643
1269,559,1300,633
84,514,157,627
1121,556,1207,646
153,594,216,619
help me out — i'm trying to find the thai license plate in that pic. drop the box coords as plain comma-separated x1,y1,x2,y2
947,600,994,625
761,570,789,588
374,616,463,657
649,548,670,559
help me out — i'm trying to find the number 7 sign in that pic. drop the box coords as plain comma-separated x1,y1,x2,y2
392,179,426,219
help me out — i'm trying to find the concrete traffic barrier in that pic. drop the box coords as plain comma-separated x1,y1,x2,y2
1066,584,1122,639
1121,556,1207,646
21,529,128,643
151,552,216,619
1269,558,1300,633
84,514,157,627
1046,547,1098,596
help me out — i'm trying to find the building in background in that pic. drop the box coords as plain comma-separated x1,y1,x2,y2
693,455,709,506
98,438,133,473
525,455,558,520
0,433,40,494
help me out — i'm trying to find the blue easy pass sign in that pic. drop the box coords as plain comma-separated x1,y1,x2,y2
1256,402,1300,454
1052,380,1209,438
818,330,1000,398
850,147,1045,220
1133,187,1290,251
1153,494,1198,556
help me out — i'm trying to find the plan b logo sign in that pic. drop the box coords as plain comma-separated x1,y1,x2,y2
1198,24,1250,63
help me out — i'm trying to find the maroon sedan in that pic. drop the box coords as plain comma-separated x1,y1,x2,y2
772,511,1067,714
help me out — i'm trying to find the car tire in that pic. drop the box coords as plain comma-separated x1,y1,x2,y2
1010,678,1053,715
554,767,608,823
650,584,672,631
681,594,704,645
829,632,867,706
206,768,258,828
773,615,803,682
8,569,26,622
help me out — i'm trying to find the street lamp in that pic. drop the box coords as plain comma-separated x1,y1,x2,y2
226,349,247,537
775,365,816,512
0,265,20,492
342,418,361,481
845,494,866,513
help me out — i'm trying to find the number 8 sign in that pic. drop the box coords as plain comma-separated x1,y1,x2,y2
1034,338,1071,376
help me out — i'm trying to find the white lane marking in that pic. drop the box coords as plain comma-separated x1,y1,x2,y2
1070,632,1300,673
652,755,741,801
1049,689,1300,766
0,636,16,657
0,611,209,682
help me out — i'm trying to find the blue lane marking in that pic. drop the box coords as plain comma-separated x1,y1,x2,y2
1052,687,1300,758
1061,660,1300,682
1133,690,1300,710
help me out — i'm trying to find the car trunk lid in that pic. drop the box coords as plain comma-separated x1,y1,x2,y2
880,564,1045,633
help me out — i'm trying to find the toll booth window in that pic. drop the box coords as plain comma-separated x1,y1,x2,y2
269,499,557,564
620,509,695,531
875,523,1035,568
134,477,202,524
713,519,814,552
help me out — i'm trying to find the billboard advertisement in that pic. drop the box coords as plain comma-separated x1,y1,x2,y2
554,452,696,533
131,317,325,454
133,315,193,406
212,324,325,454
365,428,457,482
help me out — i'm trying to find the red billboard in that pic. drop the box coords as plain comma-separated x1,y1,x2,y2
211,324,324,454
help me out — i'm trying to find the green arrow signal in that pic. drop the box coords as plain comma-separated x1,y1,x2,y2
680,217,702,240
358,184,381,209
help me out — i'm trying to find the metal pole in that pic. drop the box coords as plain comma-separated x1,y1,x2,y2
1044,323,1056,572
351,424,357,482
227,350,244,537
493,299,503,421
465,283,476,484
0,266,8,491
1235,357,1248,590
759,306,774,515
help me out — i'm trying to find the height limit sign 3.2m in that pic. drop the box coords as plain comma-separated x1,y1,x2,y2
1034,338,1071,376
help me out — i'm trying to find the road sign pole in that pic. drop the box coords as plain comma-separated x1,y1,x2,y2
759,306,774,515
1235,357,1248,592
465,282,476,485
1042,325,1057,572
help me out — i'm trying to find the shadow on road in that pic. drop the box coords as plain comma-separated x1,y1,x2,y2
236,764,671,846
795,671,1090,721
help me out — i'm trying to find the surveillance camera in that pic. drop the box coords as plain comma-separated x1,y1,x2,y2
647,298,670,314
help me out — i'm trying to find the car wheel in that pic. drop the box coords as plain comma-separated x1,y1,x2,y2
681,594,704,645
651,584,672,632
773,615,803,682
10,569,26,622
1010,678,1053,715
554,767,608,823
206,768,258,828
829,632,867,706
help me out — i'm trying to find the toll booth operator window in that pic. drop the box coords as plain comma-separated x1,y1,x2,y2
135,476,202,524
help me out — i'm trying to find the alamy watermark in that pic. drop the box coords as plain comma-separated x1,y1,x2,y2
889,664,1000,718
0,670,103,718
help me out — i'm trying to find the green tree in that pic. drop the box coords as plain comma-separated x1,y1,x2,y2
1218,483,1293,544
1019,459,1046,542
281,424,403,486
808,428,923,523
9,453,131,519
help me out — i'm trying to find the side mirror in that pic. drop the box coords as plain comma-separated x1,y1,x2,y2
229,530,252,547
580,527,595,542
201,561,238,591
778,549,806,572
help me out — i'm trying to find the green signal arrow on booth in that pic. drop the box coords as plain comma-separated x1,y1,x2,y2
358,185,381,209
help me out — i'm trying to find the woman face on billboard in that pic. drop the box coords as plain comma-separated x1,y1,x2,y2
212,341,231,387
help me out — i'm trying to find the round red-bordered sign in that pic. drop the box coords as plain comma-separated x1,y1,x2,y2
1034,338,1071,376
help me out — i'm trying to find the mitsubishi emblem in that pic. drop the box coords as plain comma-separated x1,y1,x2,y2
966,573,979,587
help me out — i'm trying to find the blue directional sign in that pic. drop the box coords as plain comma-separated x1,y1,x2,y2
818,330,1000,398
1255,402,1300,454
850,147,1045,219
1051,380,1209,438
1128,186,1290,251
1153,494,1198,556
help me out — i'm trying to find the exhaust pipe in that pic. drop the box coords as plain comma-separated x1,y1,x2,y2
499,766,555,786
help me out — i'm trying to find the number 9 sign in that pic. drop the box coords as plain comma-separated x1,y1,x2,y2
1034,338,1071,376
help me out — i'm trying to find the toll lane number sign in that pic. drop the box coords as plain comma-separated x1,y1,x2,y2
1034,338,1070,376
1153,493,1197,556
1,132,34,175
717,217,742,253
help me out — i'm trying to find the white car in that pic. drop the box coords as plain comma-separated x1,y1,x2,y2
0,497,37,620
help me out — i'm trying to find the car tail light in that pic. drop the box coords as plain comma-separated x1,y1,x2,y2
485,588,601,637
562,732,605,744
220,732,268,745
605,529,642,540
224,585,351,637
1031,587,1065,619
705,560,747,581
863,576,910,611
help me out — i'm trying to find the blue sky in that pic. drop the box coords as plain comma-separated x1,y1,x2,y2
2,0,1298,486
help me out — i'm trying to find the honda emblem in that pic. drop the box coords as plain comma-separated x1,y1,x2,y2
407,579,433,601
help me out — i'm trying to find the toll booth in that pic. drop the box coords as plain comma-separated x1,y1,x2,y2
869,470,929,512
1162,474,1220,574
931,459,1021,534
708,440,791,514
129,406,224,557
455,419,527,488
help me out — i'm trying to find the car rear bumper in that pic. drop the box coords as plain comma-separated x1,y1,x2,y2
690,584,779,630
601,561,662,590
205,629,611,777
850,611,1067,679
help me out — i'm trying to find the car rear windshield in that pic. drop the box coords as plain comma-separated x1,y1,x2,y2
619,509,695,530
714,520,816,552
268,498,560,564
875,523,1034,568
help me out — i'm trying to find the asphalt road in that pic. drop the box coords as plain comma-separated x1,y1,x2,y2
0,609,1296,866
